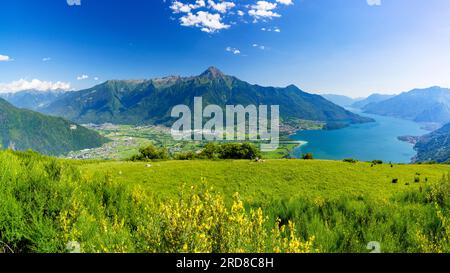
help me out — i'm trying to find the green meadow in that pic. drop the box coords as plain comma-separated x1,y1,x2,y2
79,159,448,204
0,150,448,253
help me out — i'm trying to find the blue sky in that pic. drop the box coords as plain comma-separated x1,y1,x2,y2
0,0,449,97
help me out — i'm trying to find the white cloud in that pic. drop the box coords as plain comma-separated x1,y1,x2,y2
208,0,235,14
77,74,89,80
0,55,11,62
170,0,205,13
42,57,51,62
180,11,230,33
168,0,293,33
253,43,266,50
248,1,281,21
66,0,81,6
276,0,293,5
226,46,241,55
367,0,381,6
0,79,71,93
94,77,99,81
261,26,281,32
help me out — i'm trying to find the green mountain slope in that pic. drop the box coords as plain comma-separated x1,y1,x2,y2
0,98,108,155
42,67,373,127
414,123,450,163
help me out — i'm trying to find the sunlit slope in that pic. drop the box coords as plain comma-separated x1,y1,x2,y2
79,160,449,203
0,98,107,155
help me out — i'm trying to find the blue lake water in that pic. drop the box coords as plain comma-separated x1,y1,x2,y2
291,110,428,163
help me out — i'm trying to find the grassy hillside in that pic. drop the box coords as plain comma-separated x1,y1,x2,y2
0,150,448,253
79,160,449,203
75,159,450,253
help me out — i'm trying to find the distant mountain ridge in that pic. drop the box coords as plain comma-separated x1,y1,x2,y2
351,93,395,109
321,94,362,107
0,98,107,155
362,86,450,125
41,67,373,127
0,89,65,111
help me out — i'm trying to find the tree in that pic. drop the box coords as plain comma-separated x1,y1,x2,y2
219,143,261,160
199,143,220,159
131,144,169,161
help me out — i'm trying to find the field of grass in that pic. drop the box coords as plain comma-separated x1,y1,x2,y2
79,159,449,203
1,150,448,253
77,158,450,253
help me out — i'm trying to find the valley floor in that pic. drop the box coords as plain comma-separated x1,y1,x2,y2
65,124,305,160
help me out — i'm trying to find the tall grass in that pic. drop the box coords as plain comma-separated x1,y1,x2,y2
0,150,313,253
0,150,448,253
258,178,449,253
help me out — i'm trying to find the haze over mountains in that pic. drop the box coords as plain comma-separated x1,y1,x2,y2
0,90,65,111
351,94,396,110
321,94,362,108
36,67,372,128
362,87,450,125
320,94,397,109
355,86,450,163
0,98,107,155
315,87,450,163
322,87,450,127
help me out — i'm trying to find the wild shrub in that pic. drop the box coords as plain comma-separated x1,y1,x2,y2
198,143,220,159
130,144,169,161
166,142,262,160
414,175,450,252
218,143,261,160
154,182,315,253
174,151,197,160
192,142,261,160
343,158,357,163
302,153,314,160
424,175,449,206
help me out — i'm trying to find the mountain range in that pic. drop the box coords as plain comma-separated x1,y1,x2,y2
0,98,107,155
362,87,450,125
351,94,395,109
321,94,362,108
0,89,65,111
38,67,373,128
1,69,449,162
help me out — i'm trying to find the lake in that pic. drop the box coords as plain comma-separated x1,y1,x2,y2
291,110,428,163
